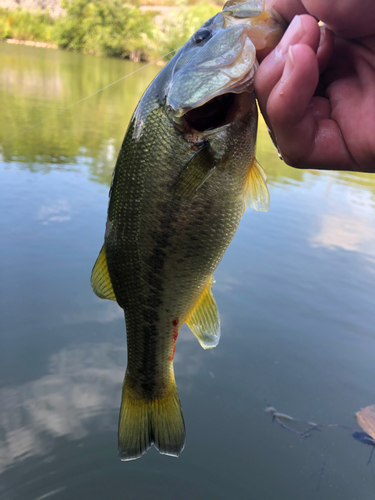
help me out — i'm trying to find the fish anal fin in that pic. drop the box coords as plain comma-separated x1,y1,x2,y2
118,372,185,461
243,157,270,212
91,245,117,301
185,275,221,349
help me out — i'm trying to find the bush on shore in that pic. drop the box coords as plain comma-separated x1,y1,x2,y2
0,7,55,42
54,0,155,59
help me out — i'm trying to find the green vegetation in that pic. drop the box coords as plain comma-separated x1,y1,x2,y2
54,0,155,59
160,2,218,60
139,0,222,6
0,7,55,42
0,0,220,61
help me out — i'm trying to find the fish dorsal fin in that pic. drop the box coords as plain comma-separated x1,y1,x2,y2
91,245,117,301
172,143,219,200
243,157,270,212
185,276,220,349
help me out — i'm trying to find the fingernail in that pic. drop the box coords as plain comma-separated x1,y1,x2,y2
319,22,326,46
275,15,304,59
281,45,295,82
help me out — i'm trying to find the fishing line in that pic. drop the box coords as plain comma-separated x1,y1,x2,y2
0,47,180,147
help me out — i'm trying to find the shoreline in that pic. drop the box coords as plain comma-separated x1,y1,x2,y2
1,38,58,49
0,37,167,64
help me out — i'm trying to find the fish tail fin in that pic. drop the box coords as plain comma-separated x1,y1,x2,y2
118,371,185,461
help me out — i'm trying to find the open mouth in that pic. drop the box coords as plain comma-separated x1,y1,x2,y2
183,90,253,133
184,93,235,132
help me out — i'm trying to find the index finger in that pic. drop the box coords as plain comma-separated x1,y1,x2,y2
269,0,375,38
267,0,309,22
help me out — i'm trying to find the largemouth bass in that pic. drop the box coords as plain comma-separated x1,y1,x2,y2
91,0,285,461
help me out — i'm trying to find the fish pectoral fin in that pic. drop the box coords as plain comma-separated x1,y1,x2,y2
172,143,219,200
185,275,221,349
243,157,270,212
90,245,117,301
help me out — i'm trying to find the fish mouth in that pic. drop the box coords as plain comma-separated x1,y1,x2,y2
172,42,257,135
183,90,253,133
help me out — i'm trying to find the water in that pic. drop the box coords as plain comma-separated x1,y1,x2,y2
1,43,375,500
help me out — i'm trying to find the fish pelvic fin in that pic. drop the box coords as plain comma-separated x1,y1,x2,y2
91,245,117,301
185,275,221,349
243,157,270,212
118,372,185,461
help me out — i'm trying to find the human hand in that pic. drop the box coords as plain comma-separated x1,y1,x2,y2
255,0,375,172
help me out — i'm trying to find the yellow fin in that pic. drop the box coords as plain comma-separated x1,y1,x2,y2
118,371,185,461
90,245,116,301
243,157,270,212
185,276,221,349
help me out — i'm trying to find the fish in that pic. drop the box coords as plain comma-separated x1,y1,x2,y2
91,0,285,461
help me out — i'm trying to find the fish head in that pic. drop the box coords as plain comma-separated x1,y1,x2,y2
164,0,286,134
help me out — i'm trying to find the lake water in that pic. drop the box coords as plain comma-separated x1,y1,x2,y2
1,43,375,500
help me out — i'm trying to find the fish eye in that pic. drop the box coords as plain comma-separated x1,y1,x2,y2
193,28,211,44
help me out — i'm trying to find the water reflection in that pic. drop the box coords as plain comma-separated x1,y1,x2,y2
311,214,375,253
0,343,124,473
38,199,72,225
0,43,160,167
